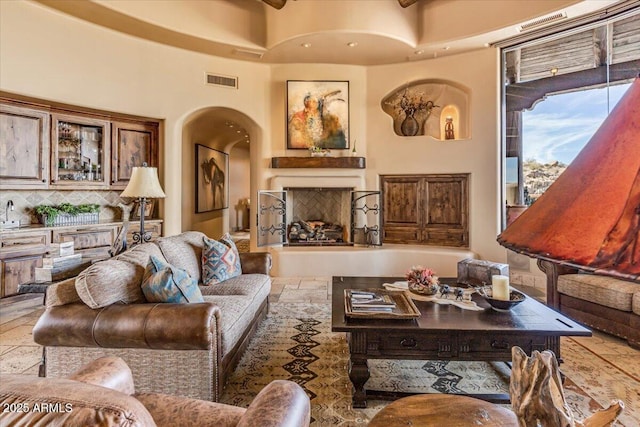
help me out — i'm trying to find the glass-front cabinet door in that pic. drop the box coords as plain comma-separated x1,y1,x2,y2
51,113,110,188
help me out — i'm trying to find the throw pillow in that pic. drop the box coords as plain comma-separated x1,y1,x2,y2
141,255,204,303
202,233,242,286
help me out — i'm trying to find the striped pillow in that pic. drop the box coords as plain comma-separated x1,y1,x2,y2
202,233,242,286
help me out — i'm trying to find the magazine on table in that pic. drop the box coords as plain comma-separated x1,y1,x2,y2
349,290,396,310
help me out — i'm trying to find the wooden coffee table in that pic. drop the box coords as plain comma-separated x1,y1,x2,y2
331,276,591,408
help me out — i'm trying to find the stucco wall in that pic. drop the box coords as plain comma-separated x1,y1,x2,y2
0,0,506,264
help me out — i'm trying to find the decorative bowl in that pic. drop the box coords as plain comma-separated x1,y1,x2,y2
407,281,439,296
477,288,526,312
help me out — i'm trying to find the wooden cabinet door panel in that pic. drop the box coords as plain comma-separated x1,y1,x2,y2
125,221,162,243
383,226,421,244
381,174,469,248
50,113,111,189
1,255,43,297
0,103,50,189
382,178,421,226
425,180,464,225
111,121,159,189
52,226,117,261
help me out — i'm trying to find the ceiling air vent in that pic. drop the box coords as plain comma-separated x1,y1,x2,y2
205,73,238,89
518,12,567,32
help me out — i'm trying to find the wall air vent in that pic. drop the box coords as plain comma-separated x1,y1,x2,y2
205,73,238,89
233,49,264,60
518,12,567,32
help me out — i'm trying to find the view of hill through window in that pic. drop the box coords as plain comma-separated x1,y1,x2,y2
521,82,631,202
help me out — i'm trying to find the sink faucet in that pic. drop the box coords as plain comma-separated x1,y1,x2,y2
6,200,14,221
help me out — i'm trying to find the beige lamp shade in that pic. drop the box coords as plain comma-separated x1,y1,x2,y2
120,166,166,199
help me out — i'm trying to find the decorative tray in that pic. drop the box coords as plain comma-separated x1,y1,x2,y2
344,288,422,319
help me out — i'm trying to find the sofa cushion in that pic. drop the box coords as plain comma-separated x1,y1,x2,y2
200,274,270,299
75,244,165,309
202,235,242,286
557,274,638,312
203,295,255,357
156,231,207,283
142,256,204,303
633,292,640,316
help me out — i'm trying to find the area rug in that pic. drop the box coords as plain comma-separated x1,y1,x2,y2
219,303,626,426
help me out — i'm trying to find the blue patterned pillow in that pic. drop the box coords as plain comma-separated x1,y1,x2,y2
142,255,204,303
202,234,242,286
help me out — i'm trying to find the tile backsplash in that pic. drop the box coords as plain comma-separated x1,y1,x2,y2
1,190,126,225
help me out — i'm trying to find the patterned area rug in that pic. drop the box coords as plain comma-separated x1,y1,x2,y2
220,303,633,426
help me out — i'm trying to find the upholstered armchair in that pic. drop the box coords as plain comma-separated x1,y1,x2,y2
0,356,310,427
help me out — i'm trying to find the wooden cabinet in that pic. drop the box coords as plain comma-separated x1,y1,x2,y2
52,225,118,261
0,230,50,297
50,113,111,189
382,174,469,247
125,221,162,244
0,103,50,189
111,121,159,189
1,96,159,191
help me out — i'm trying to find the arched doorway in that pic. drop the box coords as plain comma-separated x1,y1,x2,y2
181,107,258,244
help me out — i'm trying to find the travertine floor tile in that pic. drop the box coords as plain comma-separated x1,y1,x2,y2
271,277,302,286
0,325,37,346
0,345,41,374
1,345,16,355
299,280,328,290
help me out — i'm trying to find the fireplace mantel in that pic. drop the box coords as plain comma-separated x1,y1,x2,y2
271,156,365,169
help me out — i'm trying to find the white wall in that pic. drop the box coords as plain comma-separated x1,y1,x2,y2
366,49,505,262
0,0,272,237
0,1,507,265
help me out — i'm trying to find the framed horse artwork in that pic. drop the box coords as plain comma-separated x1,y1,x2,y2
196,144,229,212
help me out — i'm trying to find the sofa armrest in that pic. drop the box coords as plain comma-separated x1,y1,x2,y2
67,356,135,395
0,375,156,427
240,252,272,275
237,380,310,427
33,302,221,351
136,392,246,427
537,259,579,309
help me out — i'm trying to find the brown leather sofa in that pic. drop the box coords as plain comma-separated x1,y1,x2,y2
1,356,310,427
33,231,273,402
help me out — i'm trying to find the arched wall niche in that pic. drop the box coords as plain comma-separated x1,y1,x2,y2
381,79,470,140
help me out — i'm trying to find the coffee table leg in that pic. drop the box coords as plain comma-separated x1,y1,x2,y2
349,357,370,408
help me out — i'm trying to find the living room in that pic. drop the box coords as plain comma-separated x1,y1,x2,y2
1,0,639,425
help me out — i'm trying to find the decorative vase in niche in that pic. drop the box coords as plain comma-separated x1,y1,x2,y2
400,112,419,136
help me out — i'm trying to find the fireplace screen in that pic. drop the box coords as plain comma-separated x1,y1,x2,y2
257,189,381,247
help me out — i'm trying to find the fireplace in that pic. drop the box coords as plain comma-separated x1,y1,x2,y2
285,187,352,246
258,174,381,247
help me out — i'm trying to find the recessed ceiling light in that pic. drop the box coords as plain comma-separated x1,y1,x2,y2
414,49,424,55
347,42,358,48
301,42,311,48
442,46,450,50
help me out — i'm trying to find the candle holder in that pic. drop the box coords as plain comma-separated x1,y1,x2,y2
477,287,526,312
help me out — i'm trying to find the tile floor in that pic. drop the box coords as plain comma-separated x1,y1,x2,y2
1,276,638,425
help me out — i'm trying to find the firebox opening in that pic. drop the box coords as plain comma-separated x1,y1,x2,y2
284,187,353,246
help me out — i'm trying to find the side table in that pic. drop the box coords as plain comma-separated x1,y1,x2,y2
368,394,517,427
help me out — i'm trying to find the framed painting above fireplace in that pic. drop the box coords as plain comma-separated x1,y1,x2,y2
196,144,228,212
287,80,350,150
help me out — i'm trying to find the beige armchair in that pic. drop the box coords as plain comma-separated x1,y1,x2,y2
0,356,310,427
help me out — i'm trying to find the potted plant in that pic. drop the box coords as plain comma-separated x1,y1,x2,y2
34,203,100,227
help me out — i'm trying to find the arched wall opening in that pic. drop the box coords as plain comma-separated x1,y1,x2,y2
181,106,260,241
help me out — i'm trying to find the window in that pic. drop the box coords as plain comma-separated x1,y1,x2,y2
500,10,640,226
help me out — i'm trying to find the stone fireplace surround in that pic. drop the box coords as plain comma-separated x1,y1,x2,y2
267,173,477,277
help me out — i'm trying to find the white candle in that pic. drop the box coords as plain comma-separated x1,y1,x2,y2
492,275,510,301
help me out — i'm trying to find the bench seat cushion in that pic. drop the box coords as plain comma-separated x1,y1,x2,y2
557,274,638,312
633,292,640,316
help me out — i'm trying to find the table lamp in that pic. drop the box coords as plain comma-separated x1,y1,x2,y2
120,163,166,245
